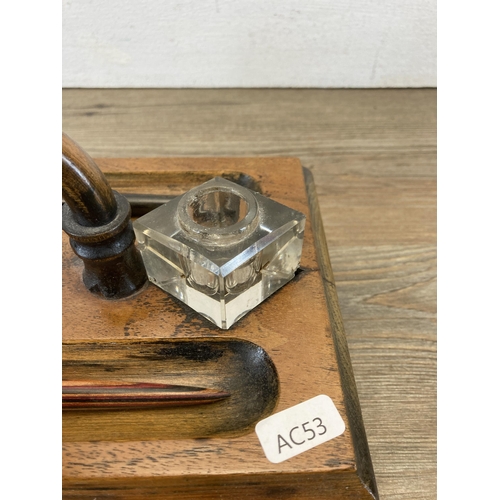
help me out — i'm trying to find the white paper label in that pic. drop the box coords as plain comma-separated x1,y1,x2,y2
255,395,345,463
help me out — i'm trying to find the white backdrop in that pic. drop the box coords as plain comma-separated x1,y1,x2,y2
62,0,436,88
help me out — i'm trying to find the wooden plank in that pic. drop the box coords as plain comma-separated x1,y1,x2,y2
62,89,436,177
63,88,436,500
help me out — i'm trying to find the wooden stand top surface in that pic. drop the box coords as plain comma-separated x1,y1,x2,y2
63,158,377,498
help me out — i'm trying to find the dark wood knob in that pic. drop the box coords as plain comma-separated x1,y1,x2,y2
62,132,148,299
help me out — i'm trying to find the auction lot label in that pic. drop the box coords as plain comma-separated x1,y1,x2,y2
255,395,345,463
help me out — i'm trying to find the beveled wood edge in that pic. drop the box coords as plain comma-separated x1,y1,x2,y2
303,167,379,500
63,469,373,498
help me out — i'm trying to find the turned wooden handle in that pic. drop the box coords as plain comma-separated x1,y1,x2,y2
62,380,230,410
62,132,117,226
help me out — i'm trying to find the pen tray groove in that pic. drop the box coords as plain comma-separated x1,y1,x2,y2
63,339,279,442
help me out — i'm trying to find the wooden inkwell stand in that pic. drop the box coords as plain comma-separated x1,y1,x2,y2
62,133,378,499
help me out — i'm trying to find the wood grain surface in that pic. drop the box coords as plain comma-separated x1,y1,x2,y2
62,88,436,500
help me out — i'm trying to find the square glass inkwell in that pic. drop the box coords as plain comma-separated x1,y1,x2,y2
133,177,306,329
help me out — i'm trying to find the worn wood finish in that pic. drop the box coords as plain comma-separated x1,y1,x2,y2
63,472,373,500
63,338,279,441
63,159,377,499
62,88,437,499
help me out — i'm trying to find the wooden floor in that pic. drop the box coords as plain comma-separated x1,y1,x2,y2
62,88,436,500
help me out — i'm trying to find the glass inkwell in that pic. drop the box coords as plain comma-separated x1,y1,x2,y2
134,177,306,329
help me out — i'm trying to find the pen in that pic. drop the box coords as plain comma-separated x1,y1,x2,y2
63,380,230,410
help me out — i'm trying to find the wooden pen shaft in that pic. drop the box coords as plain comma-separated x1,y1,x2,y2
62,381,230,410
